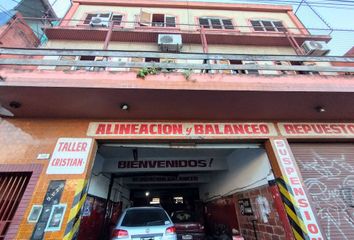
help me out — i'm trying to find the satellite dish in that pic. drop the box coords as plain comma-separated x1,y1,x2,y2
0,105,14,117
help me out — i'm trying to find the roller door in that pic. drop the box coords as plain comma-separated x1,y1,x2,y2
290,143,354,240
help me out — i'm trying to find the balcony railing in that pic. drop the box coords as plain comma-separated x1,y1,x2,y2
0,48,353,76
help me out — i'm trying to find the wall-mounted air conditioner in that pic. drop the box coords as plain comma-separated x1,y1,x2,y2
301,41,330,56
158,34,183,52
90,16,111,27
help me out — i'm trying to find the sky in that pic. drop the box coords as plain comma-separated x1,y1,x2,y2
0,0,353,55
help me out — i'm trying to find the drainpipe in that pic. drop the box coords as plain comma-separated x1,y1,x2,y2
103,21,114,50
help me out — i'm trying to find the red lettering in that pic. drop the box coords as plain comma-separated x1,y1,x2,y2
304,210,311,221
131,124,138,134
294,125,304,134
163,125,172,134
139,124,148,134
106,124,113,134
224,125,233,134
259,124,269,134
290,177,300,185
95,124,106,134
214,125,223,134
119,124,131,134
330,125,341,134
337,124,348,134
298,199,309,207
149,124,157,134
205,124,214,134
302,124,312,134
284,125,296,134
348,125,354,134
308,224,319,234
194,125,204,134
293,187,305,196
282,157,292,165
279,149,288,156
233,125,245,134
285,167,295,175
321,124,331,134
172,124,183,135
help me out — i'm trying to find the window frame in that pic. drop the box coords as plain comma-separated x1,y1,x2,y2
198,17,235,30
81,12,124,27
140,13,177,28
250,19,286,32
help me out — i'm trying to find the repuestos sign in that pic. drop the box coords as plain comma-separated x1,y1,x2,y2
87,122,277,138
278,122,354,138
46,138,93,174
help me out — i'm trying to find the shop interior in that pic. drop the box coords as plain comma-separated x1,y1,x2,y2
77,143,276,240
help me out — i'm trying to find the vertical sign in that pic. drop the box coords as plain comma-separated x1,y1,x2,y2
273,139,324,240
46,138,93,174
31,180,65,240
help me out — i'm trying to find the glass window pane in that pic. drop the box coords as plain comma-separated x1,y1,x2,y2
262,21,276,31
210,19,222,29
222,19,234,29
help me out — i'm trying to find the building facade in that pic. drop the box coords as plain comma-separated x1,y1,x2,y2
0,0,353,240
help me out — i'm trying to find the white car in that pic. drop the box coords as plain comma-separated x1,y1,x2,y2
112,207,177,240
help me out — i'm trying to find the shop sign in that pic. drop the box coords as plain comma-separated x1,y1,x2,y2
273,140,324,239
103,158,227,173
46,138,93,175
124,174,210,184
87,122,277,139
31,180,65,240
238,198,253,216
278,122,354,138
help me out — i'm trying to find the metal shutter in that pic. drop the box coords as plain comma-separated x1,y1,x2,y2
290,143,354,240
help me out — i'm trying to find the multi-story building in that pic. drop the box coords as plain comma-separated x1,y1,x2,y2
0,0,353,240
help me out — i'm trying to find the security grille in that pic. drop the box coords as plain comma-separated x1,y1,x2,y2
0,172,31,240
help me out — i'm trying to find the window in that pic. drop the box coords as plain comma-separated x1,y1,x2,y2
141,13,176,27
198,17,234,30
250,20,285,32
83,13,123,26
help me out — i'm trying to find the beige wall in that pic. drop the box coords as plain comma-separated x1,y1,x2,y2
70,5,301,34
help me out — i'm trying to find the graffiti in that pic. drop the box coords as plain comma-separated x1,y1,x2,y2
298,151,354,240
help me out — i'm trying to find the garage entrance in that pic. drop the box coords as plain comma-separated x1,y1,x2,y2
77,142,287,240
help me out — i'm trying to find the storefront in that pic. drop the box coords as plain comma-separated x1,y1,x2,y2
0,120,353,240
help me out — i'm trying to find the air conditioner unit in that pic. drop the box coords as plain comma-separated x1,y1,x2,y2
90,16,110,27
158,34,182,52
301,41,330,56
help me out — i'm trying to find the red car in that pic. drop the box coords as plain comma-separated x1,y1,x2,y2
171,210,205,240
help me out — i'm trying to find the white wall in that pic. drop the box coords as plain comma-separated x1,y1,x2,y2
199,148,271,201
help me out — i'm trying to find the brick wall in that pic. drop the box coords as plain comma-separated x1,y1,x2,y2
235,185,287,240
0,119,94,239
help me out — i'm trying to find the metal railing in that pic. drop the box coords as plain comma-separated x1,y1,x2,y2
0,48,353,74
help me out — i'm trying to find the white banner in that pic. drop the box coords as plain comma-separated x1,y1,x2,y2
273,139,324,239
46,138,93,175
103,157,227,173
87,122,277,139
278,122,354,138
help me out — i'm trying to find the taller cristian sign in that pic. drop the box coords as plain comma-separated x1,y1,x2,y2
87,122,277,139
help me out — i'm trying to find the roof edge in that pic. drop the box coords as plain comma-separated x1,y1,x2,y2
74,0,293,12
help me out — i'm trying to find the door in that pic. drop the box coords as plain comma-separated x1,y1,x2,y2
290,143,354,240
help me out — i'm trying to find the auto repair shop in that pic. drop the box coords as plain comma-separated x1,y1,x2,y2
2,121,354,240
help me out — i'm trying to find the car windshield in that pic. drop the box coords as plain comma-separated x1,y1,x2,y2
121,208,170,227
171,211,196,223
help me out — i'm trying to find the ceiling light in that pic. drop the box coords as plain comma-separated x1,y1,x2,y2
315,106,326,113
145,191,150,197
120,103,129,111
9,101,21,109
